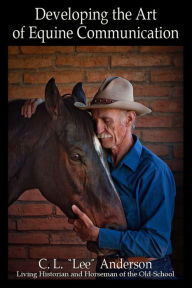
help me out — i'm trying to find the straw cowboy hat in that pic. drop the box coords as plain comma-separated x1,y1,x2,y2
74,76,152,116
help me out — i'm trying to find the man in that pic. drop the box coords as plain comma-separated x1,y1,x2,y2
21,77,176,280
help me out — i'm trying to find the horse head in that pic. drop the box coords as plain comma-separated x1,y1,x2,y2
8,78,127,255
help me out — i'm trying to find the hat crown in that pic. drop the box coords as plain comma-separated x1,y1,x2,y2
74,76,152,116
94,76,134,102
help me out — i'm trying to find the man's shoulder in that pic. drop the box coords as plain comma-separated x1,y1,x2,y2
140,145,170,175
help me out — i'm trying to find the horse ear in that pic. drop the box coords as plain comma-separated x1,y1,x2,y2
71,82,86,104
45,78,64,120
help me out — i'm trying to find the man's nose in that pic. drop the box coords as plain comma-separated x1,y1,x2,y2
96,119,105,135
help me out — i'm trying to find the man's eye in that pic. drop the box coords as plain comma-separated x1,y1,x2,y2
70,153,81,162
105,119,111,124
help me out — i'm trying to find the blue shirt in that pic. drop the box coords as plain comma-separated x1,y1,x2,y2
98,135,176,258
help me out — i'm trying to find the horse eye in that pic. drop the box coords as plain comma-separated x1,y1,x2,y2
71,153,81,162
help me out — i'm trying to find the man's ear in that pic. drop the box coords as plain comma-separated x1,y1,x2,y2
126,111,136,127
45,78,64,120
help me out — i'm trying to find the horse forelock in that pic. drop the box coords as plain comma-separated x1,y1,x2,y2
63,98,95,140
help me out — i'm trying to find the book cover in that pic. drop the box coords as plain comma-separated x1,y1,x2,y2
7,0,189,282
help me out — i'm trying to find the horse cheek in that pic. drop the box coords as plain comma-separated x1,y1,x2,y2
71,163,87,194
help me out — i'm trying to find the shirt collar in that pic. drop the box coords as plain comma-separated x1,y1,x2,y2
107,134,143,172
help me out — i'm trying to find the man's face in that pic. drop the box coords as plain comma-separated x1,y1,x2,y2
91,108,128,149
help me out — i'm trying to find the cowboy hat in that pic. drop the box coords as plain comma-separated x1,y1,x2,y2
74,76,152,116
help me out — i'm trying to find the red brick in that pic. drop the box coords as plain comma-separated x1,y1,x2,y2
8,219,16,230
173,114,183,127
145,144,169,157
76,46,136,53
50,232,85,245
165,159,183,172
136,116,172,127
150,100,183,112
139,46,183,53
8,46,20,55
8,86,44,100
134,85,171,97
85,71,113,83
8,203,53,216
86,70,146,82
135,100,149,108
17,217,72,231
132,129,142,139
8,72,20,84
8,259,40,273
21,46,74,54
57,85,78,97
8,56,53,69
173,145,183,158
111,55,171,67
83,84,100,99
141,129,183,142
151,69,183,82
29,246,88,259
56,55,108,67
8,246,27,258
171,86,183,98
8,232,49,244
56,206,65,215
173,54,183,67
24,70,83,84
18,189,46,201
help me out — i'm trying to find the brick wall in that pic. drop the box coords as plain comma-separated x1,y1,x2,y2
8,46,184,280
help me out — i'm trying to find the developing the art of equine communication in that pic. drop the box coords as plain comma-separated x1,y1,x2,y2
13,7,179,43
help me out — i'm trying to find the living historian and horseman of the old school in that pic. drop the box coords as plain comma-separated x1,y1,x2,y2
21,76,176,280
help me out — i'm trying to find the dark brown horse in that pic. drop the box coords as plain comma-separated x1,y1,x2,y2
8,78,127,254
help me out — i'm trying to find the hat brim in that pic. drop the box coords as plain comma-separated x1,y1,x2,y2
74,101,152,116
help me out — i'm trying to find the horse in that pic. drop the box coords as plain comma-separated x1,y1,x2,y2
8,78,127,254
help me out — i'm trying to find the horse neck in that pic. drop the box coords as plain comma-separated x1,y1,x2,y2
8,104,53,204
